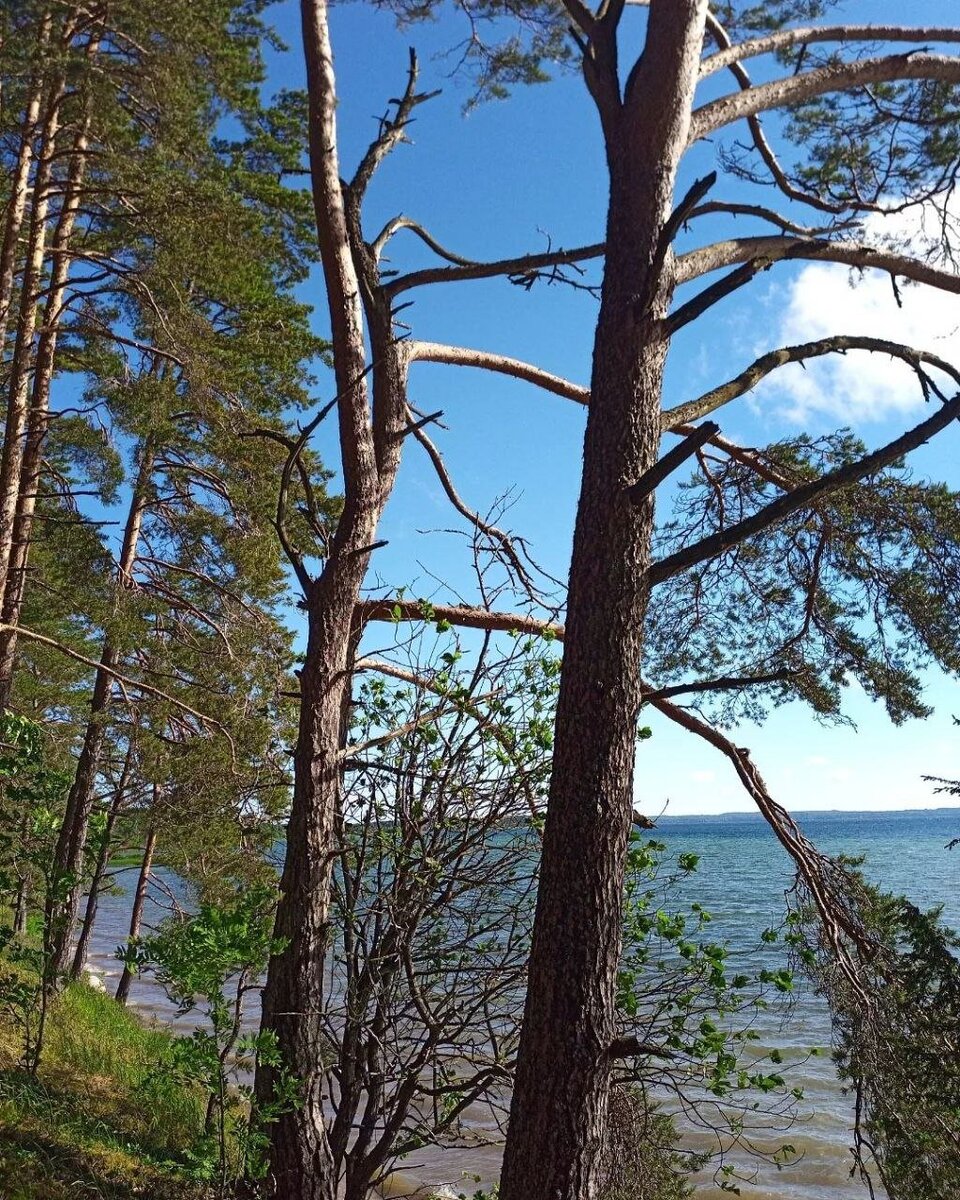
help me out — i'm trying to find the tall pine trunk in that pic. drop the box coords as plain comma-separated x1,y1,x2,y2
0,73,63,594
44,442,154,983
0,13,51,351
499,5,709,1197
0,112,92,705
254,5,409,1196
115,822,157,1006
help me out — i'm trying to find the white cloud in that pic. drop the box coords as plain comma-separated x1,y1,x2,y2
755,207,960,425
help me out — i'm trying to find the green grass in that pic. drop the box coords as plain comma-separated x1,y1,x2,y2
0,981,211,1199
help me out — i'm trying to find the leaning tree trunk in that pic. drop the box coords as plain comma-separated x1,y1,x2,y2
499,6,709,1199
70,744,133,980
44,442,154,983
114,823,157,1006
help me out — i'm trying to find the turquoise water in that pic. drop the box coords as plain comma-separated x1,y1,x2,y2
83,807,960,1198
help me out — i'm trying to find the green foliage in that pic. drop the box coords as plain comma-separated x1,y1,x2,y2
614,834,801,1186
791,865,960,1199
649,434,960,727
372,0,574,106
132,886,297,1191
0,713,71,1072
0,978,209,1199
598,1088,697,1200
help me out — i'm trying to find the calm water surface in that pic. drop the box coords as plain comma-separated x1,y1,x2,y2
83,808,960,1199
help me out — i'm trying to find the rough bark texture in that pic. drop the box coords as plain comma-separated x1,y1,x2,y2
254,4,408,1197
114,824,157,1006
499,4,709,1197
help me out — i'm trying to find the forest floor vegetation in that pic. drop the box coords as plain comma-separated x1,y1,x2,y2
0,979,210,1199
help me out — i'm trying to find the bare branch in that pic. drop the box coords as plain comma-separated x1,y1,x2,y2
643,668,793,702
662,336,960,428
626,422,718,504
649,693,873,999
608,1036,673,1060
407,340,589,404
405,410,539,597
1,623,230,737
687,200,852,236
691,53,960,144
386,241,604,296
676,236,960,292
351,49,440,202
372,216,485,267
701,8,858,217
665,423,796,491
702,25,960,79
356,598,562,639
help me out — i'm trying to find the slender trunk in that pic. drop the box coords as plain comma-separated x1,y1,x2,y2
254,5,410,1196
499,7,709,1199
0,112,91,706
0,14,51,352
44,441,154,982
114,823,157,1006
0,75,63,595
70,744,133,980
10,804,31,933
12,875,28,935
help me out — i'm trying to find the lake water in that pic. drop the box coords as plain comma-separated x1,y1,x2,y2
82,807,960,1199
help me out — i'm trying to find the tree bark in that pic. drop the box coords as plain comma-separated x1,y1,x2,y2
115,823,157,1006
0,13,51,351
70,745,133,980
0,111,91,706
499,5,709,1198
44,441,154,983
0,73,63,596
254,4,409,1197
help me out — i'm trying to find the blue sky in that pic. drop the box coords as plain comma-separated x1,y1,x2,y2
256,1,960,816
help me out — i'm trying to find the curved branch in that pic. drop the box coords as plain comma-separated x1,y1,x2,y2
386,241,604,296
702,25,960,79
405,410,537,596
687,200,852,236
701,9,858,217
1,623,230,737
676,236,960,291
407,341,589,404
372,216,485,267
662,336,960,428
691,53,960,143
649,694,872,997
650,387,960,587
